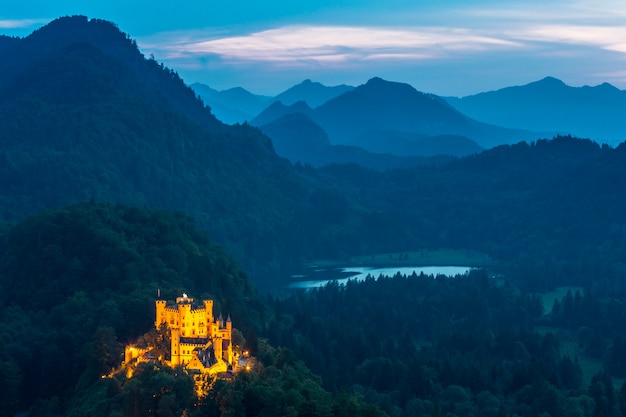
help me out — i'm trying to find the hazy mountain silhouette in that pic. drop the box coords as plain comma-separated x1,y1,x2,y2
251,99,315,126
260,112,330,164
314,77,539,150
260,112,454,169
272,79,354,107
445,76,626,145
252,77,533,158
191,82,271,124
352,130,483,157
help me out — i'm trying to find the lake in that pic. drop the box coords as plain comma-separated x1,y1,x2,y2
289,265,472,289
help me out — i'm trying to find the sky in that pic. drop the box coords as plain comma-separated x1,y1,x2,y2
2,0,626,96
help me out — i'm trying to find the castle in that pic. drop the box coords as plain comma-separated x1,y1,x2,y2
125,293,238,377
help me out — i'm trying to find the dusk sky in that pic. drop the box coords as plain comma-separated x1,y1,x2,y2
2,0,626,96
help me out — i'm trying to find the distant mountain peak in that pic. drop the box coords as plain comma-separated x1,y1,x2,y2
445,75,626,143
538,76,565,85
250,100,313,126
522,76,567,92
354,77,431,101
362,77,406,90
595,82,619,92
272,79,354,108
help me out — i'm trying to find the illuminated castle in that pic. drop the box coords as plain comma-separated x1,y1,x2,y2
126,293,236,376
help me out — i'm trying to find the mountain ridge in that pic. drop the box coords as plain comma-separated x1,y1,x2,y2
251,77,535,161
446,76,626,143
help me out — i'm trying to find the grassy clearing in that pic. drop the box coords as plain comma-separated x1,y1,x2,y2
309,248,498,268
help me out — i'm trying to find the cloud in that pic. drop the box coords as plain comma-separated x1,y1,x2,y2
144,25,525,67
504,24,626,54
135,0,626,94
0,18,47,29
456,0,626,23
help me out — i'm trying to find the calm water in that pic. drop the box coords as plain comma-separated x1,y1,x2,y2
289,265,472,288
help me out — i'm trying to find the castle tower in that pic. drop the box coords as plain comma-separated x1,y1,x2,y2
178,300,192,337
170,327,181,366
226,314,233,364
155,299,167,328
204,299,214,324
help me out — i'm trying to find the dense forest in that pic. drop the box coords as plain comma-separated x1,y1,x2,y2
0,203,384,417
267,270,626,417
3,15,626,417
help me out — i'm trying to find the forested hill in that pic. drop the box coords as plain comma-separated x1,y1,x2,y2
317,136,626,292
0,16,218,131
0,203,384,417
0,202,260,414
0,16,321,289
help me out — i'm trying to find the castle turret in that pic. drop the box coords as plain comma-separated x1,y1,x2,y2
170,327,181,366
155,299,167,328
226,314,233,364
204,299,214,325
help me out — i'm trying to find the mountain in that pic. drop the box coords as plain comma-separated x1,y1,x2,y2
260,112,455,169
0,16,323,289
260,112,331,157
272,78,354,108
252,77,529,159
189,79,352,125
314,77,539,150
191,82,271,124
251,100,314,126
445,76,626,144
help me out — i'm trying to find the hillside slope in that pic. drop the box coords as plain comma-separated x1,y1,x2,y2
0,16,318,288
